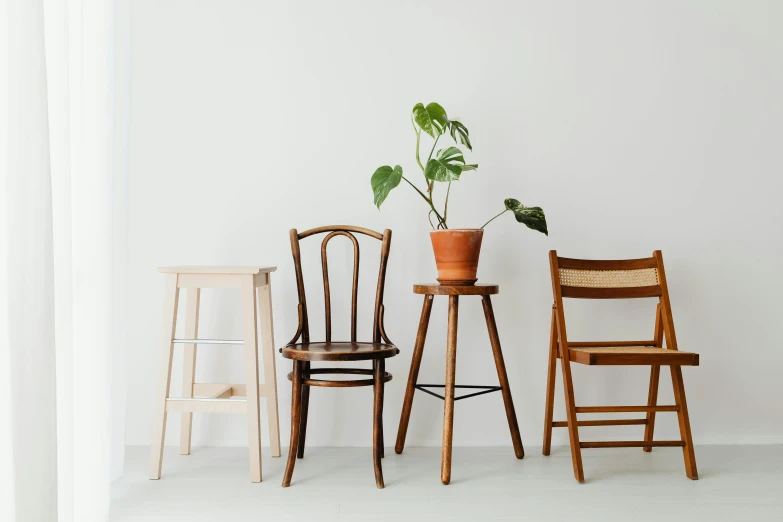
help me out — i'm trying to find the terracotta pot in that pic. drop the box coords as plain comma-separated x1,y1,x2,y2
430,228,484,285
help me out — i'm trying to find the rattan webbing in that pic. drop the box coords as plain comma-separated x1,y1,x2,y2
559,268,659,288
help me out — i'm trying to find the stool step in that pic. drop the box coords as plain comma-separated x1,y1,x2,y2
173,339,244,345
166,397,247,413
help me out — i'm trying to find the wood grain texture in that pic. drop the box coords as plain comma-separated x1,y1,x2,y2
282,361,302,488
286,368,393,388
395,295,433,455
560,285,662,299
556,257,658,270
542,307,558,456
546,249,700,482
580,440,684,448
655,250,698,479
644,303,664,452
281,342,398,362
481,295,524,459
552,419,648,428
568,346,699,366
281,225,397,487
298,225,383,240
296,361,310,459
321,231,359,342
441,295,459,485
414,283,498,296
549,251,584,483
373,359,385,488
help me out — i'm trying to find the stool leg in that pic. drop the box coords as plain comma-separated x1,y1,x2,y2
149,274,180,479
241,276,262,482
257,275,281,458
373,359,385,488
395,294,433,454
441,295,458,485
180,288,200,455
282,361,303,487
481,296,524,459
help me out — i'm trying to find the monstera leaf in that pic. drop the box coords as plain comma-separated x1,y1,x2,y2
424,147,467,182
449,120,472,151
412,102,448,138
504,198,548,235
371,165,403,208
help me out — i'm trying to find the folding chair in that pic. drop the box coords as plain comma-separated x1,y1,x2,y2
542,250,699,482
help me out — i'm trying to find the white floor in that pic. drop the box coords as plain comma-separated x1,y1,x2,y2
112,445,782,521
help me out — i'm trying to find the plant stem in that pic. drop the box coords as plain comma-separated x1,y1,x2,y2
426,135,440,193
480,208,508,229
443,181,452,224
402,176,446,228
414,129,425,173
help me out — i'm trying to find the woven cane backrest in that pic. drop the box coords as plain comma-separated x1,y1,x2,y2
553,255,663,299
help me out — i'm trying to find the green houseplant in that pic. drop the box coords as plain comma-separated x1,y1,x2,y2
371,102,548,284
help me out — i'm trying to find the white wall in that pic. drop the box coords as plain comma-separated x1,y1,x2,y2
125,0,783,449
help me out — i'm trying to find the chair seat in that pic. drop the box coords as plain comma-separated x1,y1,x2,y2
568,346,699,366
281,341,399,362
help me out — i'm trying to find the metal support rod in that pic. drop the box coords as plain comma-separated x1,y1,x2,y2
415,384,502,401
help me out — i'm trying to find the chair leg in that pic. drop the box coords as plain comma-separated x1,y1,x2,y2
670,366,698,479
373,359,385,488
481,296,524,458
441,295,459,485
180,288,200,455
559,350,584,483
542,307,558,456
297,362,310,459
395,294,433,454
643,365,661,452
378,362,385,458
149,275,179,479
282,361,303,487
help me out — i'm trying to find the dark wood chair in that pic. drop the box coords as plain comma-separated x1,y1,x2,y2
280,226,397,489
543,250,699,483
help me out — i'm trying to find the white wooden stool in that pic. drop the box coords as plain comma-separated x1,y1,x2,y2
149,266,281,482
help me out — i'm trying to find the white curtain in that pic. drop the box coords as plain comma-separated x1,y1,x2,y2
1,0,119,521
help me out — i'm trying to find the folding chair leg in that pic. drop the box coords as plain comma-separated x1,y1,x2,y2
560,353,584,483
542,307,558,456
670,366,698,479
643,365,660,452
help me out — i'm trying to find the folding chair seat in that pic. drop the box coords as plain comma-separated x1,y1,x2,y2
542,250,699,482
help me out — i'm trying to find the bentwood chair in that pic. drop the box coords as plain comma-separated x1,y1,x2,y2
280,226,398,489
543,250,699,482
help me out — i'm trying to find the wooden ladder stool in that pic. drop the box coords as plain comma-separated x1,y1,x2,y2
149,266,281,482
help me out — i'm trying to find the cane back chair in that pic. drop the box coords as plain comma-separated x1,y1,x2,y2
280,226,397,489
543,250,699,482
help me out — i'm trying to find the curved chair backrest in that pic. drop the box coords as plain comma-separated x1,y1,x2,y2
289,225,392,344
